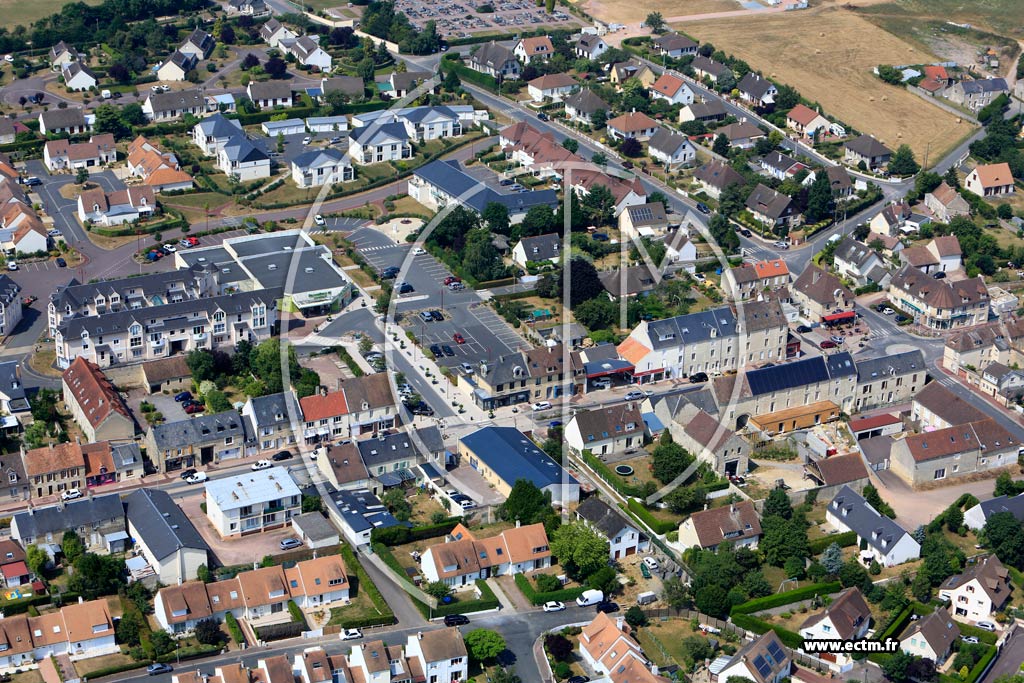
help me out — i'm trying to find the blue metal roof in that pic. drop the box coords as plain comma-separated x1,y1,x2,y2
460,426,578,490
746,351,855,396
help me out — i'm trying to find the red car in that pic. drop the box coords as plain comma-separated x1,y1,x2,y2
186,236,200,246
820,340,837,349
184,402,206,414
453,333,466,344
444,276,462,286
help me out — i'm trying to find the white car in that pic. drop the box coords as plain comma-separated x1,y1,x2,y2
251,460,273,471
624,390,644,401
7,261,16,271
47,229,62,237
314,214,326,226
302,136,312,145
542,601,566,612
643,557,660,571
3,55,12,63
341,629,363,640
163,244,176,253
150,85,162,92
184,472,208,484
976,621,997,631
412,247,426,255
61,489,82,501
532,401,552,411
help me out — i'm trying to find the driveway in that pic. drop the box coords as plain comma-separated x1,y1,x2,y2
177,492,299,566
871,469,1000,531
981,626,1024,683
26,161,125,245
445,463,505,506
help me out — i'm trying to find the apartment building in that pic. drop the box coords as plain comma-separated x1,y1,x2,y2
853,350,926,412
889,265,990,330
242,392,299,455
722,259,790,301
298,373,398,444
205,466,302,537
146,409,253,473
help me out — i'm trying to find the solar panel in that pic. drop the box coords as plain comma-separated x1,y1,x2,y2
767,641,785,662
753,655,772,679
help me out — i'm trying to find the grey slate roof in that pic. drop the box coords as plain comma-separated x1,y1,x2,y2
247,392,299,431
960,78,1008,94
13,493,124,540
648,127,690,158
165,50,198,72
292,147,348,171
330,488,404,534
470,42,516,70
829,484,915,555
564,88,609,116
124,488,209,560
322,76,365,98
834,237,878,270
0,361,28,412
356,426,443,468
972,493,1024,523
845,134,892,158
195,113,243,138
855,350,925,383
577,496,638,539
0,274,20,308
149,410,252,451
148,89,205,114
645,306,739,350
349,122,410,146
248,81,293,102
40,107,87,131
746,183,792,220
738,72,774,99
221,135,269,164
414,159,558,215
291,512,340,542
692,160,744,191
184,29,215,55
50,268,208,312
691,55,729,78
517,233,562,261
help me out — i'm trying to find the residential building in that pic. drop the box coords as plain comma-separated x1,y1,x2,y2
261,19,297,48
854,349,926,412
61,61,97,91
514,36,554,61
649,73,694,105
205,466,301,537
692,160,744,199
38,107,90,136
141,89,207,122
844,135,892,169
527,73,578,102
576,497,648,560
833,238,889,288
746,183,796,230
405,629,468,683
717,632,790,683
943,319,1024,375
299,373,397,443
0,540,30,588
157,51,198,82
217,135,271,181
242,392,299,455
227,0,270,17
570,168,647,216
0,599,117,666
329,487,402,546
924,181,971,222
146,410,253,474
653,32,698,57
799,588,871,672
247,81,293,109
691,55,730,82
180,29,215,59
899,609,959,665
356,427,445,490
610,59,655,87
911,381,989,430
717,121,766,149
736,73,777,107
384,70,432,98
468,42,520,79
288,35,332,71
891,418,1018,486
939,555,1011,623
678,500,762,552
421,522,552,586
786,103,830,139
192,113,244,156
0,361,29,428
564,88,610,124
618,201,669,239
410,159,558,222
49,41,77,68
54,289,278,369
352,104,477,143
826,166,855,199
77,186,155,227
869,202,915,237
599,266,658,299
126,136,194,192
316,441,371,491
977,361,1024,405
291,148,353,187
320,75,365,101
679,99,727,123
61,357,135,443
579,612,653,679
946,78,1009,112
888,265,989,330
760,151,806,181
804,452,870,490
647,128,695,168
348,122,413,164
826,485,920,566
512,233,562,268
670,405,749,476
722,259,790,301
125,488,209,584
964,162,1015,198
606,112,659,141
43,134,116,171
0,274,21,340
458,426,580,505
574,34,608,60
564,403,643,455
791,265,852,320
22,442,85,499
11,494,127,554
964,493,1024,531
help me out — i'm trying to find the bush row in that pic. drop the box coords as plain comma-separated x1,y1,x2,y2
808,531,858,555
371,518,460,546
224,611,245,645
340,545,396,626
625,499,676,535
730,613,803,649
83,662,148,679
337,347,365,377
513,573,586,606
732,582,842,615
255,621,305,642
421,580,500,617
155,643,221,663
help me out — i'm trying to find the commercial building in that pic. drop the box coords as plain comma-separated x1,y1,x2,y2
458,426,579,505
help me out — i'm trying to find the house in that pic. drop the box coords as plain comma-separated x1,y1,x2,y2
964,162,1015,197
385,70,432,98
606,112,659,141
458,426,579,505
0,361,29,427
912,381,989,431
61,357,136,443
348,122,412,164
298,374,398,443
649,73,694,105
291,148,353,187
157,51,198,82
599,266,659,299
420,522,552,586
0,217,48,256
180,29,215,59
869,202,914,237
692,160,744,199
512,233,562,267
826,166,855,199
315,441,370,492
653,32,698,57
0,274,22,340
670,405,749,476
799,588,871,672
205,466,301,537
0,120,25,145
760,151,806,180
786,103,831,139
43,134,116,172
261,19,298,48
77,186,155,227
737,73,777,107
659,227,696,267
0,450,28,503
716,121,766,149
924,181,971,221
125,488,209,584
745,183,796,229
565,403,643,455
0,600,118,665
23,442,85,499
320,75,365,101
126,136,193,192
576,497,648,560
286,554,350,608
717,632,790,683
410,159,558,222
833,238,889,288
499,121,581,177
247,81,293,109
926,235,963,272
227,0,270,17
405,629,469,683
888,265,989,330
192,113,244,156
791,265,851,320
678,500,762,552
242,392,299,455
38,107,90,136
964,493,1024,531
844,134,892,169
919,65,952,95
939,555,1011,623
691,55,729,83
563,89,609,124
723,259,790,301
618,201,669,239
526,73,578,102
61,61,96,92
514,36,554,61
891,418,1018,487
648,128,696,168
854,350,926,412
217,135,271,181
289,35,332,71
146,409,252,473
352,105,472,142
804,452,870,490
356,427,445,490
329,487,401,546
977,361,1024,404
679,99,727,123
0,540,30,588
570,169,647,216
49,41,77,69
574,34,608,60
827,485,920,566
610,59,655,87
141,89,207,122
946,78,1009,112
899,608,959,665
579,612,654,679
11,493,127,554
468,42,520,79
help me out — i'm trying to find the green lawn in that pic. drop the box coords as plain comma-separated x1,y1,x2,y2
0,0,102,27
327,589,389,627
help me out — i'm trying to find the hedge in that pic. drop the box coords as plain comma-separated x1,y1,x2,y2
730,613,804,649
581,449,646,498
155,643,221,663
83,662,148,679
808,531,858,555
625,499,676,535
337,347,365,377
371,518,460,546
0,593,55,615
340,545,396,625
732,582,842,615
287,599,308,629
224,611,245,645
0,139,45,155
229,105,318,126
442,61,499,93
418,579,500,618
513,573,587,606
255,621,306,641
94,214,188,238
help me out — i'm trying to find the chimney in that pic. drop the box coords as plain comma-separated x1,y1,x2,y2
417,632,423,640
78,596,83,604
515,518,521,528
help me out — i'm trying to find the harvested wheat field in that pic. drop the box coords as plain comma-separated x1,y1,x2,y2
683,5,977,161
580,0,740,25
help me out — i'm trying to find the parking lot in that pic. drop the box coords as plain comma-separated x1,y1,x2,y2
250,131,349,171
395,0,583,37
11,258,68,273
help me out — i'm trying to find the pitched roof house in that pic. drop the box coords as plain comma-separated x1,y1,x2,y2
468,42,520,79
717,631,790,683
938,555,1011,623
737,73,777,107
964,162,1015,198
514,36,554,61
888,264,989,330
564,88,610,124
899,608,959,664
844,135,892,169
61,357,136,443
745,183,796,228
653,33,698,57
576,497,649,560
924,181,971,222
791,265,851,320
606,112,659,141
678,500,762,551
826,485,920,566
564,403,644,456
692,159,744,199
421,522,552,586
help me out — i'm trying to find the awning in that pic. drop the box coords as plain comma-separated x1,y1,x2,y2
376,469,415,487
822,311,855,323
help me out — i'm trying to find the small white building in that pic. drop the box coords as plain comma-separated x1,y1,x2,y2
405,630,469,683
899,609,959,665
678,500,762,552
526,73,578,103
217,135,271,181
799,588,871,672
291,148,353,187
61,61,97,91
576,497,648,561
348,123,412,165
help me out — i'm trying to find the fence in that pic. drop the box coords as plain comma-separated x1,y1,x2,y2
639,607,744,637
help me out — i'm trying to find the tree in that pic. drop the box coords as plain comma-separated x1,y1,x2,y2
264,55,287,79
567,258,605,308
881,650,916,683
559,137,579,154
888,144,920,176
838,559,868,590
26,544,48,577
573,297,617,331
763,488,793,520
944,166,960,189
662,575,689,609
666,484,706,515
713,133,730,157
997,203,1014,220
219,24,235,44
581,185,616,226
301,495,323,513
482,202,511,236
62,531,85,564
805,171,835,223
588,566,619,595
498,479,551,525
652,440,693,484
863,484,895,518
93,104,129,139
693,583,730,617
490,669,523,683
821,542,844,576
995,472,1024,497
680,636,714,667
382,488,412,522
911,569,931,602
644,11,665,33
116,610,144,646
442,67,461,92
550,522,609,580
984,512,1024,568
68,553,125,599
424,580,451,600
75,166,89,185
465,628,506,663
205,390,231,413
775,84,799,110
625,605,648,628
545,634,573,661
241,52,260,70
186,349,218,382
591,150,607,165
784,555,806,580
760,516,809,567
876,64,903,85
195,618,225,645
197,564,213,583
150,630,176,657
620,137,642,157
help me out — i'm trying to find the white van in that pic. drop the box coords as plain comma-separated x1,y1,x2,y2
576,589,604,607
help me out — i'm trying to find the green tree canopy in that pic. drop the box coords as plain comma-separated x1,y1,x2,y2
550,522,609,580
464,628,506,663
888,144,920,176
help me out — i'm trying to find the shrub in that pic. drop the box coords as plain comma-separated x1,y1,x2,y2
534,574,562,592
514,573,586,606
225,612,244,645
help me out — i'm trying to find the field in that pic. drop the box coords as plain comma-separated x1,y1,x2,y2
851,0,1024,40
682,5,977,161
577,0,740,25
0,0,102,28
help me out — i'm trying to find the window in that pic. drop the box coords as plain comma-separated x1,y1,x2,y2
934,468,946,480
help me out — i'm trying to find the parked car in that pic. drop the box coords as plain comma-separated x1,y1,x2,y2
624,390,644,401
430,310,444,322
773,241,789,250
537,112,549,121
796,325,812,333
532,401,552,411
412,247,426,255
895,315,909,323
184,472,208,484
53,257,66,268
441,345,455,357
179,468,197,480
961,636,979,644
820,340,837,349
443,614,469,627
452,333,466,344
689,372,709,383
251,460,273,471
883,308,895,315
341,629,363,641
459,362,474,375
567,677,591,683
174,390,193,402
740,229,752,237
48,229,62,237
543,601,566,612
548,420,562,428
595,601,620,614
830,335,845,344
61,489,82,501
411,402,434,416
302,136,312,145
419,311,434,323
976,621,997,631
381,267,399,279
932,271,946,279
184,402,205,414
448,281,465,291
430,344,443,356
272,450,293,462
279,538,303,550
444,276,462,286
397,282,414,294
7,261,16,271
695,202,710,215
314,214,326,227
643,557,660,571
147,664,173,676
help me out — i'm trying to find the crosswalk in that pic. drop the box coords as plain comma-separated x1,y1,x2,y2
356,244,405,253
